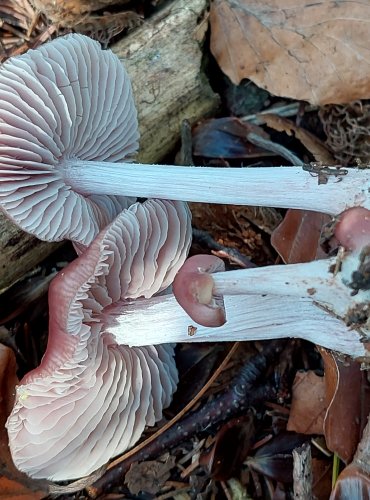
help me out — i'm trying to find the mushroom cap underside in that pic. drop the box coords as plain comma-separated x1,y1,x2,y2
0,33,139,243
6,199,191,480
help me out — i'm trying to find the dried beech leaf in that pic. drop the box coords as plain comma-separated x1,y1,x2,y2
261,114,335,164
287,371,327,435
271,209,329,264
0,345,47,499
210,0,370,105
320,348,370,464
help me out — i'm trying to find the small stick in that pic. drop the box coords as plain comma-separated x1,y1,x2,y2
293,442,313,500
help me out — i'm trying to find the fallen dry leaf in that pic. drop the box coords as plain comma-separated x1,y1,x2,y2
31,0,130,23
320,348,370,464
271,209,329,264
200,413,254,480
311,458,332,500
260,114,335,164
210,0,370,105
0,345,47,499
287,371,327,435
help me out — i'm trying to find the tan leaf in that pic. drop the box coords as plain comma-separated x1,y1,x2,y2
287,371,327,435
260,114,335,164
210,0,370,105
31,0,132,26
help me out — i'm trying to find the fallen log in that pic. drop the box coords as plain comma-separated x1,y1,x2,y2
0,0,219,291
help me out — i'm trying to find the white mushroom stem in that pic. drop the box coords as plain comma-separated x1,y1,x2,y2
210,257,365,320
63,162,370,215
105,294,368,358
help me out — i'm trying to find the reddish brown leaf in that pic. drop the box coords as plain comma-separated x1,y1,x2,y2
320,348,370,464
200,413,255,480
0,345,47,499
210,0,370,105
287,371,327,435
311,458,332,500
271,209,329,264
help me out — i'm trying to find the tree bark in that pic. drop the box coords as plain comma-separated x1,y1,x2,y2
0,0,219,291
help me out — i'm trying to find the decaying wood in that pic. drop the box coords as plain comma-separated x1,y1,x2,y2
293,442,313,500
113,0,219,163
0,0,219,291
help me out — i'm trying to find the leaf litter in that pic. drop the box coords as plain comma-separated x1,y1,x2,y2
1,0,370,498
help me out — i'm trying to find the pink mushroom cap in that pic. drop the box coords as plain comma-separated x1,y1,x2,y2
172,254,226,327
335,207,370,252
0,34,138,244
6,199,192,480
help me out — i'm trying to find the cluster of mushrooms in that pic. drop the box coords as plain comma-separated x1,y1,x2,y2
1,34,370,481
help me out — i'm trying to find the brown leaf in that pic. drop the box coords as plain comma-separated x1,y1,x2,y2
320,348,370,464
311,458,332,500
31,0,131,23
271,209,330,264
210,0,370,105
0,345,47,499
260,114,335,164
200,413,255,480
287,371,327,435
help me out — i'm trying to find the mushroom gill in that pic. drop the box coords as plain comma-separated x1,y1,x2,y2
6,199,191,480
0,33,138,244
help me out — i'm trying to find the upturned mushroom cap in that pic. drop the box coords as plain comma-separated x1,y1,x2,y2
6,199,191,480
335,207,370,252
0,33,138,244
172,254,226,327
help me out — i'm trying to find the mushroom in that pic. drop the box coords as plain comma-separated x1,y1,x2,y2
107,239,370,357
6,198,192,480
1,33,370,225
171,208,370,338
0,33,138,244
